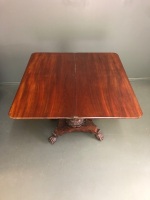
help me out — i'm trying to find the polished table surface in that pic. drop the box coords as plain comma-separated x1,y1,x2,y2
9,53,142,119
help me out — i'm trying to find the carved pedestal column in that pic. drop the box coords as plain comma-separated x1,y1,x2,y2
48,119,104,144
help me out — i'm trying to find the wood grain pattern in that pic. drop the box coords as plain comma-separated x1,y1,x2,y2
9,53,143,119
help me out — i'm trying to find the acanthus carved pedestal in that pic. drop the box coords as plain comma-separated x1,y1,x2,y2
48,119,104,144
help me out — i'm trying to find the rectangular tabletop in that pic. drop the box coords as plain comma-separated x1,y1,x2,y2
9,53,143,119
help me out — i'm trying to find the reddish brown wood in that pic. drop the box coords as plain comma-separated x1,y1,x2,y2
48,119,104,144
9,53,143,119
75,53,143,118
9,53,76,118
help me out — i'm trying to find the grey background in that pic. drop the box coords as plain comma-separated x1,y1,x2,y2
0,0,150,82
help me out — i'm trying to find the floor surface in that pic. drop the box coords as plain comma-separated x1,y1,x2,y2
0,79,150,200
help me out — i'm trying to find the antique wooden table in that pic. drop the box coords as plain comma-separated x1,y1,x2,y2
9,53,142,144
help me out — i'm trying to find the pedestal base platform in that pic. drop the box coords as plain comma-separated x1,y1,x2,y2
48,119,104,144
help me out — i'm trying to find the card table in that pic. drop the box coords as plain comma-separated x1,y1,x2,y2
9,53,143,144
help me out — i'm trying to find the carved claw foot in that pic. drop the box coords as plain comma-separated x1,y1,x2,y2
95,129,104,141
48,133,57,144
